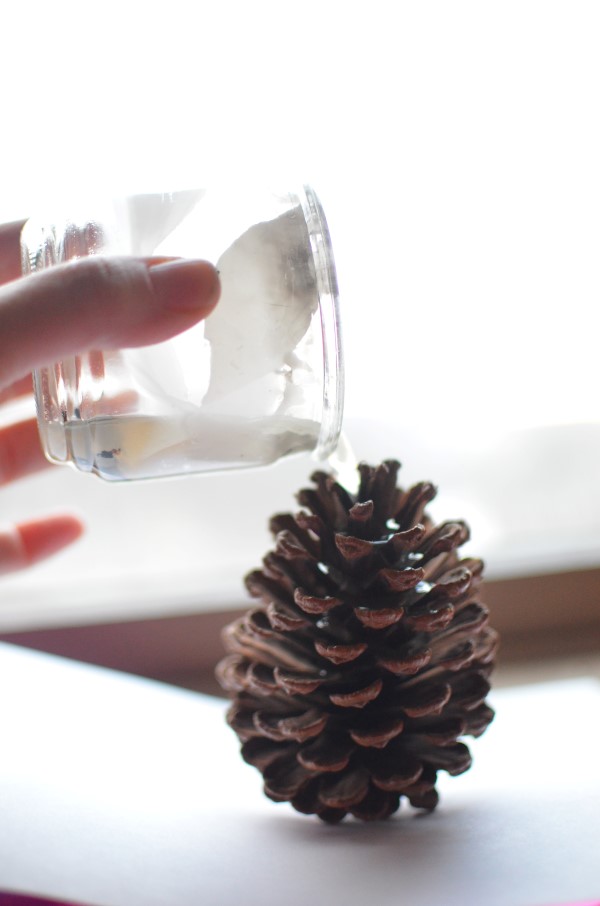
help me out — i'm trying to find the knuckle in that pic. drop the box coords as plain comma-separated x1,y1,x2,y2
58,257,152,339
62,256,136,302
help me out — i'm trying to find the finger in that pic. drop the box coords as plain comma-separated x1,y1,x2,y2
0,256,220,388
0,375,34,405
0,515,84,575
0,219,26,286
0,418,50,485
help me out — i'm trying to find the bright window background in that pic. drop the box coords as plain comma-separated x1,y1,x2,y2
1,1,600,630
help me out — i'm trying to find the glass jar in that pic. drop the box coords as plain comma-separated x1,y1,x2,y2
22,184,343,481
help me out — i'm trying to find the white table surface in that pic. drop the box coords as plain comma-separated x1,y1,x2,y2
0,641,598,906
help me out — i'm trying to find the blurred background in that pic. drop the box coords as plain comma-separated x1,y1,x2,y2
1,0,599,684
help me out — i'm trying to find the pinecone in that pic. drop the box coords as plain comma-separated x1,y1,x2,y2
217,460,498,823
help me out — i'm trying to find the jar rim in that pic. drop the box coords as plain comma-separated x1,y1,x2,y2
298,184,344,461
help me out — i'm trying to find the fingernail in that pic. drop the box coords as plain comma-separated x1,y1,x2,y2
148,259,220,314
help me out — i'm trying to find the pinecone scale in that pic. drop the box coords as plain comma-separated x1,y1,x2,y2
217,460,498,822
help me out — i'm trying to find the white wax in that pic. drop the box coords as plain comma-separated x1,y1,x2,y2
203,205,319,402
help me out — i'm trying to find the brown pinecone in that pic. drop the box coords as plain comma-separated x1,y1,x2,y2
217,460,498,823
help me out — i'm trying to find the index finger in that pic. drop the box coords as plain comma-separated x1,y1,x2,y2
0,220,26,286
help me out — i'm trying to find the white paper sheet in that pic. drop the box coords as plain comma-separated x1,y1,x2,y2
0,643,598,906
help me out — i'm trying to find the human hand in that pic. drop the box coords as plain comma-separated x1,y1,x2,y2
0,219,220,575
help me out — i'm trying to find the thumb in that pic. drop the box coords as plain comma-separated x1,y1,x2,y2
0,256,220,387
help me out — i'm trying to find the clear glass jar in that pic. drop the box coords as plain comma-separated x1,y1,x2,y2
22,184,343,481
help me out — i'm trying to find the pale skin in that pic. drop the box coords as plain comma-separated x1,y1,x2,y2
0,220,220,575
